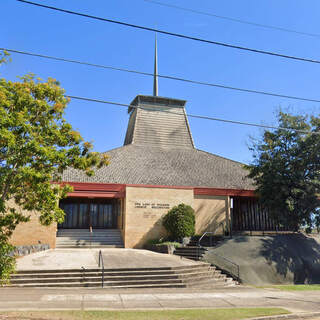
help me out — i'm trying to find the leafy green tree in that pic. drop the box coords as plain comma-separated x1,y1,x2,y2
162,203,195,240
245,112,320,232
0,51,109,282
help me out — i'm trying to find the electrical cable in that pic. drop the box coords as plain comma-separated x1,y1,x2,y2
16,0,320,65
142,0,320,38
66,95,320,135
3,47,320,104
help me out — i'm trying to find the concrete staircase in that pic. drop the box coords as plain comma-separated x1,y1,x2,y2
56,229,124,248
173,235,224,261
174,246,207,261
8,263,237,288
174,246,240,284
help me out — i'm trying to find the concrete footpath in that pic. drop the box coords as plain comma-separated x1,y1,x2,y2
0,286,319,315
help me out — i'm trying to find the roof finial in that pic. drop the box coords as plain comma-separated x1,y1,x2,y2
153,33,158,96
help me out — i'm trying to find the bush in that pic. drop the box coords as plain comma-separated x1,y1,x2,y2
0,241,16,285
162,203,195,241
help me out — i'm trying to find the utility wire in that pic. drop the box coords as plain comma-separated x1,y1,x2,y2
142,0,320,38
3,47,320,104
17,0,320,65
66,95,320,135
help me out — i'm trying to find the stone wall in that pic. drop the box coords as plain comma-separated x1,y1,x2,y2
124,186,193,248
193,195,228,235
12,244,50,256
7,200,57,249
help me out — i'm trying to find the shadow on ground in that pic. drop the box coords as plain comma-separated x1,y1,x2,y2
203,234,320,285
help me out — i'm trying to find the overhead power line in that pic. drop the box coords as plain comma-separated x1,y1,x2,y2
66,95,320,135
17,0,320,65
142,0,320,38
3,47,320,104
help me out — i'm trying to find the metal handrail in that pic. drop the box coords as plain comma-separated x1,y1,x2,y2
98,250,105,288
208,251,240,282
197,231,240,282
197,231,214,247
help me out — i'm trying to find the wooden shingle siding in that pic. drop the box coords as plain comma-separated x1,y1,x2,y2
124,96,194,149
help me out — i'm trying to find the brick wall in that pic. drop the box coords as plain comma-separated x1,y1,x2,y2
7,200,57,249
193,195,228,235
124,186,194,248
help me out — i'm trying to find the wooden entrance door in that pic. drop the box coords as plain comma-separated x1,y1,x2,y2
231,197,288,232
58,199,117,229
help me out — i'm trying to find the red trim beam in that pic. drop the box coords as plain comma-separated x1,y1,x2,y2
60,182,125,198
194,187,255,197
59,182,256,198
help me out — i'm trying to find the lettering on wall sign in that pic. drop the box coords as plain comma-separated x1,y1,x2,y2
134,202,170,210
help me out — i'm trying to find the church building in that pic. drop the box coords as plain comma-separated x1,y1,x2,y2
10,41,281,250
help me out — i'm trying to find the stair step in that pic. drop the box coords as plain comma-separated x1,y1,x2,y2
15,264,210,274
57,231,121,232
8,261,237,289
56,243,123,245
9,278,184,285
11,271,217,283
56,229,123,249
10,274,219,285
55,245,124,248
10,276,186,284
175,250,206,253
175,253,203,258
8,282,187,288
56,239,123,241
15,267,212,278
57,232,121,235
57,235,121,237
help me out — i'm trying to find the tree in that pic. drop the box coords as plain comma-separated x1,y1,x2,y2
245,111,320,232
162,203,195,240
0,51,109,282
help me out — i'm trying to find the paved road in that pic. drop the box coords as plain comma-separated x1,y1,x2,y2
0,286,319,314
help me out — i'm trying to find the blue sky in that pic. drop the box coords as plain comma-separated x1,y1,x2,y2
1,0,320,163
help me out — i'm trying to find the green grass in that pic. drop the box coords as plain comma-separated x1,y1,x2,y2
269,284,320,291
0,308,289,320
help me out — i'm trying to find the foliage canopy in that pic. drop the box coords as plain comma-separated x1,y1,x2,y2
0,51,109,281
245,112,320,231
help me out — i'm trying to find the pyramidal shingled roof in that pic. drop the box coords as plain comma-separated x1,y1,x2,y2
124,95,194,149
62,95,254,190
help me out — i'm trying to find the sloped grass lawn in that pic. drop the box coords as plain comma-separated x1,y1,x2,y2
0,308,289,320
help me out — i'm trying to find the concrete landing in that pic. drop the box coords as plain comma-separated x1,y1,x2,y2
16,248,200,271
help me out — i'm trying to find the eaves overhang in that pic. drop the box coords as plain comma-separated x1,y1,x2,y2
60,181,256,198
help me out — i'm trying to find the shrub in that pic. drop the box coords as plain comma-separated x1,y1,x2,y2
162,203,195,241
0,241,16,284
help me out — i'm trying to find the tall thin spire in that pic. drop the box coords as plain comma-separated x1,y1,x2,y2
153,34,158,96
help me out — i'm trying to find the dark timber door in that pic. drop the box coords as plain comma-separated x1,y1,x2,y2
231,197,288,232
58,199,117,229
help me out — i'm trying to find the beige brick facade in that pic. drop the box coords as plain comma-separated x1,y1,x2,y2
193,195,229,235
124,186,193,248
8,188,231,250
8,200,57,249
